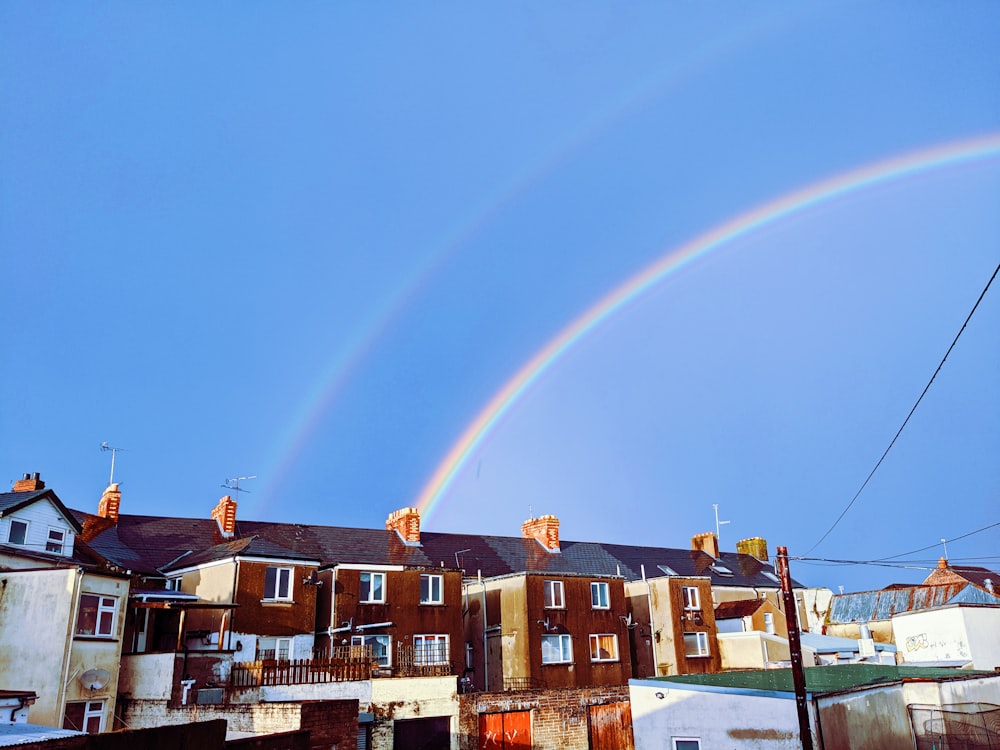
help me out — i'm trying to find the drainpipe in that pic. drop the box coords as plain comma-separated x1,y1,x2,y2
60,568,85,722
478,570,488,692
641,565,659,676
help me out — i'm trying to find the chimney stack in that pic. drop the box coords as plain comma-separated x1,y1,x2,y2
737,537,769,563
521,515,560,553
692,532,719,559
12,472,44,492
212,495,238,538
386,507,421,546
97,483,122,523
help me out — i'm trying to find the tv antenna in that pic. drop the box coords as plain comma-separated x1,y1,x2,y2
100,442,127,485
713,503,731,545
222,475,256,498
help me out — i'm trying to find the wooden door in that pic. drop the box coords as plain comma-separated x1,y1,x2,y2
478,711,531,750
588,702,634,750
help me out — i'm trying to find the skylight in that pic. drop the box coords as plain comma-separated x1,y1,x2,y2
657,565,678,576
710,564,734,577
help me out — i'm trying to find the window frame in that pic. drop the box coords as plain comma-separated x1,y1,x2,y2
541,633,573,664
63,700,104,734
588,633,619,663
263,566,294,602
351,633,391,667
590,581,610,609
543,580,565,609
682,586,701,611
76,593,118,638
672,739,701,750
46,527,66,555
683,631,710,658
8,519,28,546
360,571,386,603
420,573,444,605
413,634,449,665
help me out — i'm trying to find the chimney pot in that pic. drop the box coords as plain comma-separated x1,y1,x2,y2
12,473,45,492
521,515,560,552
737,537,769,563
386,507,421,545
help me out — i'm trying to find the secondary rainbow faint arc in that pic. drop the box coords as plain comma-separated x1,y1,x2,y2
413,132,1000,521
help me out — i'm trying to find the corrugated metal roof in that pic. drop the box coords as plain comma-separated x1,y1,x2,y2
828,583,1000,623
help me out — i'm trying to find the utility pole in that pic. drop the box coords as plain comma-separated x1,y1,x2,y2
776,546,813,750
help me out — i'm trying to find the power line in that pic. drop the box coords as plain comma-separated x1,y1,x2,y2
873,519,1000,562
807,262,1000,554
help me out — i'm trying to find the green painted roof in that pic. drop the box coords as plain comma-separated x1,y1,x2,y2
650,664,988,695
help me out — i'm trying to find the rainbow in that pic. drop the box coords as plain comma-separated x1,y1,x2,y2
413,133,1000,521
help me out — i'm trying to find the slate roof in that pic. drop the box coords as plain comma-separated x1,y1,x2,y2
644,664,988,695
828,583,1000,623
714,598,766,620
72,508,808,588
944,565,1000,592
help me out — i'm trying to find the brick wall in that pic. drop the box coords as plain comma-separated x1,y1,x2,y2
458,685,631,750
121,699,358,749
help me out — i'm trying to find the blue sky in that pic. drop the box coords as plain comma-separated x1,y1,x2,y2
2,3,998,594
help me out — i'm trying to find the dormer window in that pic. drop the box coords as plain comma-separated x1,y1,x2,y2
8,519,28,546
46,528,66,555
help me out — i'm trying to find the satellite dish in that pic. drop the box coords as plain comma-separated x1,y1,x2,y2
79,668,111,691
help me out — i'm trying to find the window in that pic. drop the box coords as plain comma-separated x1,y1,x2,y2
672,739,701,750
657,564,678,576
76,594,117,637
8,519,27,546
541,634,572,664
63,700,104,734
764,612,775,634
46,528,65,554
276,637,292,660
465,641,474,670
709,563,733,577
414,634,449,665
683,631,710,658
591,581,609,609
589,634,619,662
682,586,700,610
263,566,293,601
543,580,564,609
420,574,443,604
352,634,391,667
762,570,781,584
360,571,385,603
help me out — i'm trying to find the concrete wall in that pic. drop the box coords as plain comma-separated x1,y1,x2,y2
816,684,913,750
369,676,459,749
892,606,974,666
0,568,127,731
902,673,1000,707
629,679,816,750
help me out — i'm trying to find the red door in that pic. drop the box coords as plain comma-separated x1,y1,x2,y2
588,702,634,750
478,711,531,750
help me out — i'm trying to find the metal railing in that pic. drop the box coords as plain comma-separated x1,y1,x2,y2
908,702,1000,750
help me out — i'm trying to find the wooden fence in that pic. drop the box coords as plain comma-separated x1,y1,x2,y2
231,646,377,688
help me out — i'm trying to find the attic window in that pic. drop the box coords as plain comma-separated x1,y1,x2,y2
46,528,66,555
762,571,780,584
657,565,678,576
710,564,734,577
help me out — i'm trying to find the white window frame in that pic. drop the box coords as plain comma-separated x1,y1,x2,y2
46,527,65,555
420,573,443,605
76,593,118,638
590,581,610,609
360,571,386,603
263,566,293,601
541,633,573,664
683,631,710,658
682,586,700,610
64,700,104,734
543,580,564,609
352,634,391,667
672,739,701,750
588,633,619,662
413,634,449,665
8,518,28,546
